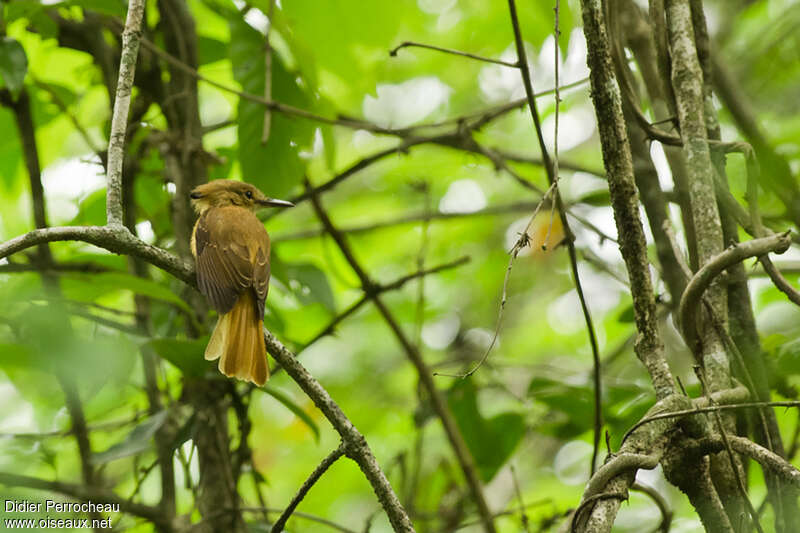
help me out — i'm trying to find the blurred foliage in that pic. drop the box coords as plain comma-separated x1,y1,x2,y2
0,0,799,532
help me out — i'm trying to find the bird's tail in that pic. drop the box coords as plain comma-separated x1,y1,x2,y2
205,291,269,385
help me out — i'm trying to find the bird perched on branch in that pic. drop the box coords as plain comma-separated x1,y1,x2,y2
190,179,293,385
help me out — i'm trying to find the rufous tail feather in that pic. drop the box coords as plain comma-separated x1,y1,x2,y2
205,291,268,385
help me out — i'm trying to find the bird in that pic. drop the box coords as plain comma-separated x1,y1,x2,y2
189,179,293,385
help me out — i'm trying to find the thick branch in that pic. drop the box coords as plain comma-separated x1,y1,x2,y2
727,436,800,488
578,0,674,399
0,226,195,285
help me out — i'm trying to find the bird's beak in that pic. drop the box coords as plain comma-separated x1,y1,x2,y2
259,198,295,208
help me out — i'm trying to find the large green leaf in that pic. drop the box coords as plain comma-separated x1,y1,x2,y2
0,37,28,100
147,337,210,377
94,410,169,463
447,378,525,483
228,16,313,198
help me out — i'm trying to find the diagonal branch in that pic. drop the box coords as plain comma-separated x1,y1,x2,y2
271,443,346,533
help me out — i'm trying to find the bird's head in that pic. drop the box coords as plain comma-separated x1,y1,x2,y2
190,180,294,214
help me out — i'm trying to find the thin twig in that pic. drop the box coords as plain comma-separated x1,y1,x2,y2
694,368,765,533
621,400,800,445
241,507,358,533
271,443,346,533
435,182,557,379
390,41,518,68
631,483,672,533
270,255,470,376
507,0,604,477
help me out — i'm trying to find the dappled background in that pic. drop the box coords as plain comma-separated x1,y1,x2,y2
2,0,800,531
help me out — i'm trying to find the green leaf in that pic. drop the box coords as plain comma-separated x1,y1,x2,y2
447,378,525,482
228,16,313,198
258,385,320,441
5,2,58,39
198,36,228,65
770,337,800,374
94,410,169,463
270,256,336,312
69,189,107,227
617,304,635,323
0,37,28,100
147,337,210,377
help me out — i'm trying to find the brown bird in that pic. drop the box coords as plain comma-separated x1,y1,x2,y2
190,179,293,385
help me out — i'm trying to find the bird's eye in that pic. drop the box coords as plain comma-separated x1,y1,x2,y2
245,190,253,199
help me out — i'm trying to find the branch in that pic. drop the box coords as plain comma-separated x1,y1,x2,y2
0,472,171,531
106,0,146,226
631,483,672,533
679,233,792,354
727,436,800,489
582,453,660,504
271,443,346,533
390,41,518,68
760,255,800,307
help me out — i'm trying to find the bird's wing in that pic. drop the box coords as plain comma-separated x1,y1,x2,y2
194,207,270,317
